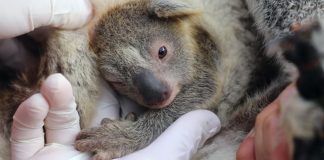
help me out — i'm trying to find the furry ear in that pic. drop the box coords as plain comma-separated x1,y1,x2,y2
148,0,201,18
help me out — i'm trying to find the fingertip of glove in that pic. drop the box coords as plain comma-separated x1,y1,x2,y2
40,73,74,107
15,93,49,121
50,0,93,29
185,110,221,131
41,73,71,90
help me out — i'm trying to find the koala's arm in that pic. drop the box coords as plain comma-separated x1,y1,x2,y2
246,0,324,41
75,105,190,159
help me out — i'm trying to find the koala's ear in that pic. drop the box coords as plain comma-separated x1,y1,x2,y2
148,0,201,18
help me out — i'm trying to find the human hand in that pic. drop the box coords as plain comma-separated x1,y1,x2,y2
11,74,221,160
0,0,93,39
236,85,294,160
10,74,91,160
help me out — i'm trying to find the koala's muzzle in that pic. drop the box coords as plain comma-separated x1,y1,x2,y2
133,70,171,108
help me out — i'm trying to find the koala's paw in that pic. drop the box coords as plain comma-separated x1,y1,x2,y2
75,120,140,160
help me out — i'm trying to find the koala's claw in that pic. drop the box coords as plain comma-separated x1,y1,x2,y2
125,112,138,121
100,118,114,125
75,138,99,152
75,127,100,140
75,120,139,159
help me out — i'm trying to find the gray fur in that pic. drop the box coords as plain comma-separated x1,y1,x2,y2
0,0,323,160
0,29,100,159
246,0,324,41
75,0,288,159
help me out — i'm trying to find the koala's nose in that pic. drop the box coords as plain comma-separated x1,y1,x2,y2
133,70,171,106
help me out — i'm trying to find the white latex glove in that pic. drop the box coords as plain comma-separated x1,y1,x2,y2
0,0,92,39
11,74,221,160
116,110,221,160
10,74,91,160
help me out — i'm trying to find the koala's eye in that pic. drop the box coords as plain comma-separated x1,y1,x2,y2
158,46,168,59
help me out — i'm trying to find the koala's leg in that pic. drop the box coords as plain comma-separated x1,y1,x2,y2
278,21,324,160
75,105,191,160
245,0,324,42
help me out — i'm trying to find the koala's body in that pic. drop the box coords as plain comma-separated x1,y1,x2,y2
0,0,323,160
75,0,290,159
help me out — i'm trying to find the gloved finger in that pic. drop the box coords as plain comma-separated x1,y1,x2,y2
10,93,49,160
49,0,93,29
40,73,80,145
116,110,221,160
0,0,92,39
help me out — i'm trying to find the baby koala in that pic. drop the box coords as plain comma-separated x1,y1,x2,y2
0,0,323,160
75,0,324,159
75,0,274,159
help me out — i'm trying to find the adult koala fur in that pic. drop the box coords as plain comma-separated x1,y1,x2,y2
0,0,323,160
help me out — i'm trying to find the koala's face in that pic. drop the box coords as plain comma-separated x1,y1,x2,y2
91,0,198,109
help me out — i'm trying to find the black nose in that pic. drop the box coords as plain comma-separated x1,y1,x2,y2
132,70,170,105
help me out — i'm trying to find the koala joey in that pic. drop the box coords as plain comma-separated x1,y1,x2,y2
76,0,317,159
0,0,323,160
75,0,324,159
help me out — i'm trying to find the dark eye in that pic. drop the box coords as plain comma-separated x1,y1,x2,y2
158,46,168,59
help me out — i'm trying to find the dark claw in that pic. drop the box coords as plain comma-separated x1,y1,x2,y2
75,139,101,152
125,112,138,121
75,127,99,140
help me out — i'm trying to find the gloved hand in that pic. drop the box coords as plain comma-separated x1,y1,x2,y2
0,0,93,39
10,74,90,160
11,74,221,160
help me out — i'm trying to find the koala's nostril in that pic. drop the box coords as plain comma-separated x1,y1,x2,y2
133,70,171,106
161,91,171,100
148,88,171,105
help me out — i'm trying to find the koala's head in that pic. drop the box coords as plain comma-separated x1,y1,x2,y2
91,0,201,109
